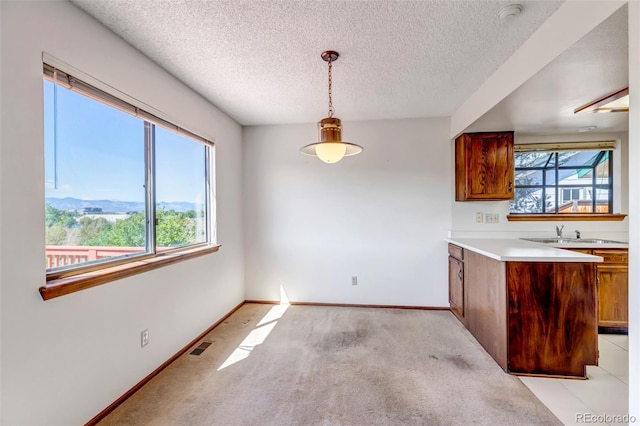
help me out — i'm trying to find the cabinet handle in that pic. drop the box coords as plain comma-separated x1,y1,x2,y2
458,269,463,280
508,181,513,192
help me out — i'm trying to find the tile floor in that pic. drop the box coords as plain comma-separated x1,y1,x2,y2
520,334,629,426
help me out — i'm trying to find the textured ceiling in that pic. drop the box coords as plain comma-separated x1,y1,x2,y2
71,0,563,126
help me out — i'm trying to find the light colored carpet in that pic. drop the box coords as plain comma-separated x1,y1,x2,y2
100,303,561,425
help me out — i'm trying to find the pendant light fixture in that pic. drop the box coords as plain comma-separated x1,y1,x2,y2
300,51,363,163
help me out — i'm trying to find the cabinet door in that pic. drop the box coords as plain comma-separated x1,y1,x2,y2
507,261,597,376
596,264,628,328
455,132,514,201
448,256,464,322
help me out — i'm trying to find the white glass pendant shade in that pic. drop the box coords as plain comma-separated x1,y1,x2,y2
315,142,347,163
300,117,363,162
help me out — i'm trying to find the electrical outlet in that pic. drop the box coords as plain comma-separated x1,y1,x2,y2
475,212,484,223
352,276,358,286
485,213,499,224
141,329,149,347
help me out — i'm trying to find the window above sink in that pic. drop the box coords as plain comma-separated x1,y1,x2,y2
510,144,613,215
507,141,627,222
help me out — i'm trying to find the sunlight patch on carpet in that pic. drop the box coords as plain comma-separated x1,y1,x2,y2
217,304,289,371
257,303,289,327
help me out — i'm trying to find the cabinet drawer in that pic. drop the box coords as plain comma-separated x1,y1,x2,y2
570,249,593,255
593,249,628,264
448,243,464,261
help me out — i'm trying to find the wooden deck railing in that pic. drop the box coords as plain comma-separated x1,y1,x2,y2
45,246,144,269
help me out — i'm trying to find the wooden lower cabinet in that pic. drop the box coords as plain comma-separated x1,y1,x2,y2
568,248,628,333
464,251,508,370
448,256,464,322
448,244,465,323
459,250,597,378
595,249,628,333
597,264,628,329
506,262,597,377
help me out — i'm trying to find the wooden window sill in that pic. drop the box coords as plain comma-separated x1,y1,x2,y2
507,214,627,222
40,244,221,300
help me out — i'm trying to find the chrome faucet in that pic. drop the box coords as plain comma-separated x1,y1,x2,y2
575,230,581,240
555,225,564,238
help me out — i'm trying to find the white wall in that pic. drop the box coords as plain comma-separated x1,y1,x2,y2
0,2,244,425
0,2,3,420
243,118,451,307
627,1,639,418
450,132,629,241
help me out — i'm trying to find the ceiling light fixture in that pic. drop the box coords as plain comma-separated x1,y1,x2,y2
498,4,522,20
574,87,629,114
300,51,363,164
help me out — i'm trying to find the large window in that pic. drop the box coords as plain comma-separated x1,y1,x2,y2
510,145,613,215
44,64,213,276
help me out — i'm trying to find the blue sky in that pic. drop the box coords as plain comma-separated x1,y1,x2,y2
44,80,206,204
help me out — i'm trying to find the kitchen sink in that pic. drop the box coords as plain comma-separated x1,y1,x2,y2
523,238,576,244
573,239,626,244
522,237,626,244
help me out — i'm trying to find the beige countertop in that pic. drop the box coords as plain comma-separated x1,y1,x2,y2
522,239,629,250
445,238,606,262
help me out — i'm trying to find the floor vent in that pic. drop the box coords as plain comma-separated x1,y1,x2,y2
190,341,213,356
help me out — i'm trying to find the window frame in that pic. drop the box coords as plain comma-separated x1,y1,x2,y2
510,150,613,215
41,61,218,299
507,141,626,222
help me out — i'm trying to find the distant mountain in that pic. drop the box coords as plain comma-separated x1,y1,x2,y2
45,197,202,213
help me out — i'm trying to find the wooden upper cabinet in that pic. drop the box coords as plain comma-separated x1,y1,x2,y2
455,132,514,201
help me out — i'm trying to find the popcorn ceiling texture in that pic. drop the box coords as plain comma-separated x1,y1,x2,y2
71,0,562,126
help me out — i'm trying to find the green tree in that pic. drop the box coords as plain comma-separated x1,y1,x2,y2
105,212,146,247
46,225,68,245
156,209,195,247
78,216,112,246
59,209,197,249
45,203,78,228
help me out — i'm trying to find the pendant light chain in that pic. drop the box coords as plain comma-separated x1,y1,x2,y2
327,58,334,117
